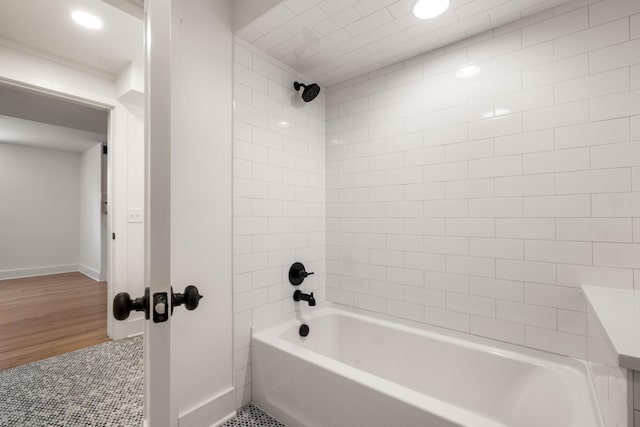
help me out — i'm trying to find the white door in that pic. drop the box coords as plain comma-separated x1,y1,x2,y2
117,1,235,426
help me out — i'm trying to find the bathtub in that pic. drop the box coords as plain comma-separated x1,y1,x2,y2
252,304,603,427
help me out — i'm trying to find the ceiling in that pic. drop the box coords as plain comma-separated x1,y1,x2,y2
237,0,573,86
0,0,575,88
0,83,108,153
0,116,106,153
0,84,109,135
0,0,143,77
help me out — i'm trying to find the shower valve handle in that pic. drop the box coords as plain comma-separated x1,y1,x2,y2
289,262,314,285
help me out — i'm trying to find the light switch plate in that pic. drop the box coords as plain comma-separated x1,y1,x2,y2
128,209,144,223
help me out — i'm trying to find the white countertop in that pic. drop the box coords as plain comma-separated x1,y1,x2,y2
582,285,640,370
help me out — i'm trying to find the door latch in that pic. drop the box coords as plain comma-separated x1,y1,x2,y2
152,292,169,323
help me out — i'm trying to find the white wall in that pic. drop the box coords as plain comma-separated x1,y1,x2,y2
0,140,106,281
232,37,327,407
0,143,80,277
233,0,282,31
326,0,640,360
0,45,114,101
111,102,146,339
79,143,104,280
126,105,145,292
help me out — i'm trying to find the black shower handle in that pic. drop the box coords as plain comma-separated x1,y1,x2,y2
289,262,314,285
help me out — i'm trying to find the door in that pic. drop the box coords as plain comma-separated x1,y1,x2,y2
113,0,235,426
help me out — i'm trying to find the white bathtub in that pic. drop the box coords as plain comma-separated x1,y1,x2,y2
252,304,603,427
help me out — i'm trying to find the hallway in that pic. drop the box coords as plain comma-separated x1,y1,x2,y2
0,272,109,370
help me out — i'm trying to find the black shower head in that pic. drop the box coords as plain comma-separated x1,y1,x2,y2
294,81,320,102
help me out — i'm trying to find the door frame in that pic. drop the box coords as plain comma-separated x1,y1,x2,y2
143,0,173,423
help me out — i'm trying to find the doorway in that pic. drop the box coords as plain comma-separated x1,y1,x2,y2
0,79,146,425
0,82,111,370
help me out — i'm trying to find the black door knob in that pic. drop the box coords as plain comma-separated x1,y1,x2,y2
171,285,203,313
113,287,150,320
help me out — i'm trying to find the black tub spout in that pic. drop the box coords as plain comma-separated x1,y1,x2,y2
293,290,316,306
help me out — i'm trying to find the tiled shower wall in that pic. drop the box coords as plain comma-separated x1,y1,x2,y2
326,0,640,359
232,38,326,406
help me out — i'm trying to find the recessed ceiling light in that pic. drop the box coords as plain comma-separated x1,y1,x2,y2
455,64,481,79
278,120,290,128
413,0,450,19
71,11,103,30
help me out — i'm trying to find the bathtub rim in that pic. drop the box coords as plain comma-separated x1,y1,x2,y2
252,302,604,427
254,302,591,373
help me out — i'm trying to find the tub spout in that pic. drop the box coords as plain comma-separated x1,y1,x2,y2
293,290,316,306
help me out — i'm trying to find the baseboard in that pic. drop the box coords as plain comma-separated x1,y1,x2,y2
78,264,103,282
110,315,144,340
179,387,236,427
0,264,78,280
210,411,236,427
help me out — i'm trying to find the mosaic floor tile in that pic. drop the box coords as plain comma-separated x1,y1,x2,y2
221,404,285,427
0,337,284,426
0,336,143,427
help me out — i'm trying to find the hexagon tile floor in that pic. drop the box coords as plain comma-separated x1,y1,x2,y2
221,404,285,427
0,336,144,427
0,336,284,426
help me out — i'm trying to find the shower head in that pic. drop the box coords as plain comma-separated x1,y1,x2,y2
294,81,320,102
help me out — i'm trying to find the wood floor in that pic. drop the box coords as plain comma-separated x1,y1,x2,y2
0,272,109,371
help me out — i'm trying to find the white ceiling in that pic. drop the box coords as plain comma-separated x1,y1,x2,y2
0,115,106,153
237,0,573,86
0,83,108,153
0,84,109,135
0,0,143,77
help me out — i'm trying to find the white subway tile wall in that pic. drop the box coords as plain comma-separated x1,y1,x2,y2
233,38,326,406
326,0,640,359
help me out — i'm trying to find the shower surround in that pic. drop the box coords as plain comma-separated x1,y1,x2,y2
324,1,640,423
233,0,640,421
232,38,326,406
326,0,640,359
